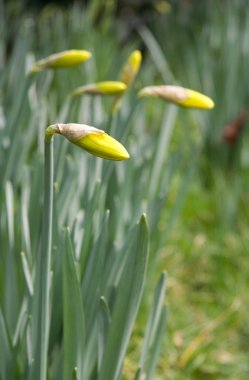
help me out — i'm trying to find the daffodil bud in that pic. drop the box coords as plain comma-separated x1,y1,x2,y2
71,81,127,97
31,49,92,72
45,123,129,161
154,0,172,14
120,50,142,86
138,85,215,109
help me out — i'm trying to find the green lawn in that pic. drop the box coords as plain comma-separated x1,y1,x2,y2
163,179,249,379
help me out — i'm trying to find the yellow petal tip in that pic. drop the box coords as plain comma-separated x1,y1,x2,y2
80,132,130,160
71,81,127,97
31,49,92,72
138,85,215,110
120,50,142,86
184,89,215,109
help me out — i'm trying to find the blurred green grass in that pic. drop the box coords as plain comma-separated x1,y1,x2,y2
161,179,249,379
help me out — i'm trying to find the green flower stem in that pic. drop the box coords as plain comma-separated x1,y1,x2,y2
119,98,139,142
148,104,178,200
33,135,54,380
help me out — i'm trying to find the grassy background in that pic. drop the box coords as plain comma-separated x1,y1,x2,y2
1,1,249,379
140,2,249,378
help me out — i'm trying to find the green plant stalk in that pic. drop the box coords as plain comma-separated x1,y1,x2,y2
32,135,54,380
148,104,178,200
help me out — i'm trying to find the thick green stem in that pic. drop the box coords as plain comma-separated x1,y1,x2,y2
32,136,54,380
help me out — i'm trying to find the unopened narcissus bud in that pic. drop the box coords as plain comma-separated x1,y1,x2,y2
45,123,129,161
138,85,215,109
71,81,127,97
120,50,142,86
31,49,92,72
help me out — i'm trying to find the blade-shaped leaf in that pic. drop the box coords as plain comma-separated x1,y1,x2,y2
20,252,33,296
98,213,149,380
0,307,12,379
134,367,141,380
140,272,167,370
138,25,175,83
63,228,85,380
145,305,167,380
97,296,112,372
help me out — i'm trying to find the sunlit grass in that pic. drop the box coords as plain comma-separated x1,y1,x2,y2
162,180,249,379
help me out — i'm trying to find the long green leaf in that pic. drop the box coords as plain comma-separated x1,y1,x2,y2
140,272,167,370
97,296,112,372
63,227,85,380
145,305,167,380
134,368,141,380
20,252,33,296
4,181,19,332
138,26,176,83
29,137,54,380
0,307,12,379
98,213,149,380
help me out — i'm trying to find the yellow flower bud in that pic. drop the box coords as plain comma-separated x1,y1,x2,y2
71,81,127,97
46,123,129,161
154,0,172,14
31,49,92,72
138,85,215,109
120,50,142,86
